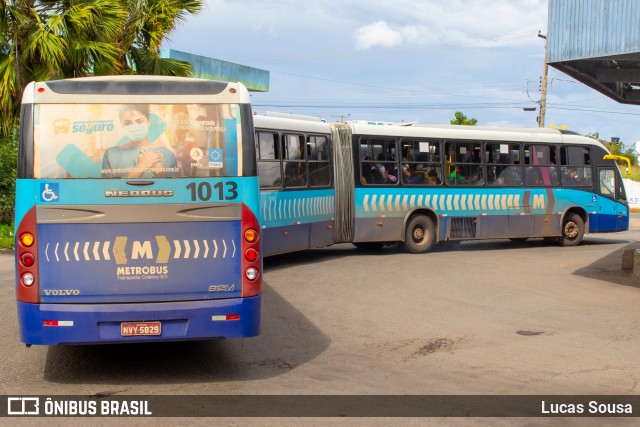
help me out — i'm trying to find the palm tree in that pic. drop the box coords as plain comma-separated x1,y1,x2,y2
0,0,204,138
0,1,126,136
116,0,204,76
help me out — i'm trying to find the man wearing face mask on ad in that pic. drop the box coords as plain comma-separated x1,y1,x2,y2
101,105,178,178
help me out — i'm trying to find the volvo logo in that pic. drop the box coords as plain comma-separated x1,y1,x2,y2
43,289,81,296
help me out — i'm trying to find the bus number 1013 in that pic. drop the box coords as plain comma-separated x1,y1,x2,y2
186,181,238,202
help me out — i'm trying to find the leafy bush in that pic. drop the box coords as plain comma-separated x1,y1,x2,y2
625,166,640,182
0,130,17,225
0,223,14,249
602,140,638,167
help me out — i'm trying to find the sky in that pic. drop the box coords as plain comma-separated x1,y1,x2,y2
165,0,640,147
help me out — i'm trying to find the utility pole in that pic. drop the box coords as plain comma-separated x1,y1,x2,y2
331,114,350,122
538,31,548,128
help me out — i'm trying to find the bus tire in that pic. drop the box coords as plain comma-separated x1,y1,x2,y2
403,215,436,254
558,213,584,247
509,237,528,242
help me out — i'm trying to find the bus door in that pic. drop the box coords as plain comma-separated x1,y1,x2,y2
594,167,628,231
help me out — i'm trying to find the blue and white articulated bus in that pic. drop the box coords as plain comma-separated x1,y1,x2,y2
15,76,262,345
253,113,628,256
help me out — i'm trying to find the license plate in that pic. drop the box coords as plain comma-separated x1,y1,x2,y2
121,321,161,336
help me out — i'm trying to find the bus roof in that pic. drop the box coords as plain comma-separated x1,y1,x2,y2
252,112,608,150
347,122,605,146
253,114,332,134
22,76,251,104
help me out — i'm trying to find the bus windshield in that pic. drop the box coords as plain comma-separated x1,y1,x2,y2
33,103,244,179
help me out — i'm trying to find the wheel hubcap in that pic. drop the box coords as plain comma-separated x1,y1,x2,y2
564,222,578,238
413,227,424,242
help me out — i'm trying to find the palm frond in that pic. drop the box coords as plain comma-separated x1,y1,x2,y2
132,48,193,76
23,23,67,73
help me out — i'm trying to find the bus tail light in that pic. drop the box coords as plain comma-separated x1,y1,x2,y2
241,204,261,297
245,267,259,281
20,233,34,247
21,273,35,286
16,207,39,303
244,228,258,243
244,248,259,262
20,253,35,267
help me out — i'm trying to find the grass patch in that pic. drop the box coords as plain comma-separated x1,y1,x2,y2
0,224,14,250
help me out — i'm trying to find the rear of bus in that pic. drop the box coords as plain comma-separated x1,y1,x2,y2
14,76,262,345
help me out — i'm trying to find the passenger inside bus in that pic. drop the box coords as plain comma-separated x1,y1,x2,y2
427,169,441,185
498,165,522,186
561,167,580,186
402,164,426,184
361,156,375,184
448,164,466,184
378,165,396,184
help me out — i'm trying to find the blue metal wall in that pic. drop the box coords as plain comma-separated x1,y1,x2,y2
548,0,640,63
161,49,270,92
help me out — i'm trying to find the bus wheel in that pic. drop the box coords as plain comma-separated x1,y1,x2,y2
403,215,435,254
509,237,528,242
558,213,584,247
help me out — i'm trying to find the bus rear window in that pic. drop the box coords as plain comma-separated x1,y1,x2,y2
32,103,244,178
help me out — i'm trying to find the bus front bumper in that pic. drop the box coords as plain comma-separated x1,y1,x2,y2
16,296,262,345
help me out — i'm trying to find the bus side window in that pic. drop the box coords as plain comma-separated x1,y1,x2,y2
360,138,397,185
560,146,592,187
308,135,331,187
524,144,558,187
360,140,376,185
445,140,483,186
283,133,307,188
599,169,615,196
400,139,441,186
257,131,282,189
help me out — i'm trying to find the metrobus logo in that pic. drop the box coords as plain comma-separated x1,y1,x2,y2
532,194,545,210
113,236,171,264
43,236,237,264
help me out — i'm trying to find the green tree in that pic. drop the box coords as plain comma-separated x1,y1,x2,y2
0,130,17,224
604,140,638,166
0,1,127,137
450,111,478,126
115,0,204,76
587,133,637,167
0,0,204,138
0,0,204,223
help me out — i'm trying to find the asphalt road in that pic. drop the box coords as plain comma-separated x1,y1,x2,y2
2,220,640,425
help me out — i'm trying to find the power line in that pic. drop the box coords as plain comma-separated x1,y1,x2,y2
220,30,541,62
251,101,640,117
547,106,640,116
253,102,533,110
271,70,524,91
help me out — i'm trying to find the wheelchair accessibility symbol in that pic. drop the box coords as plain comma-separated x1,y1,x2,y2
40,183,59,203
